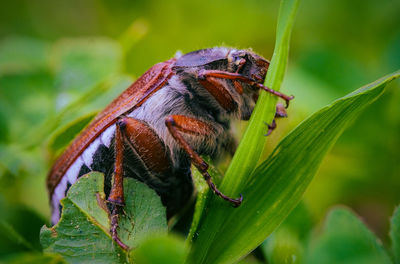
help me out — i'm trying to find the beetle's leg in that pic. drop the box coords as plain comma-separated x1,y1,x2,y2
165,115,243,207
108,119,128,250
108,117,171,250
198,70,294,107
266,103,288,136
198,76,237,112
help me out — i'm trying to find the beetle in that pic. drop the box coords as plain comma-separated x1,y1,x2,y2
47,47,293,249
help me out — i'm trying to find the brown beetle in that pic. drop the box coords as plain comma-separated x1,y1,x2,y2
47,47,293,249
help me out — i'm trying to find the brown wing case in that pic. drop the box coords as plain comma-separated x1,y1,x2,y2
47,58,176,196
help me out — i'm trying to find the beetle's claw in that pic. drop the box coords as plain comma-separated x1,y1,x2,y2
230,194,243,208
285,95,295,108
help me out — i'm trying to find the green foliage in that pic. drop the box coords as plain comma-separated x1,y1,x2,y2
40,172,167,263
0,0,399,263
0,36,50,74
223,0,299,197
132,235,188,264
47,112,97,159
305,207,392,264
262,229,303,264
52,38,122,95
188,67,399,263
0,202,45,256
261,202,313,264
390,206,400,264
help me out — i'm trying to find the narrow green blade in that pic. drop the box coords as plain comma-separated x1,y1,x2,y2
189,71,399,264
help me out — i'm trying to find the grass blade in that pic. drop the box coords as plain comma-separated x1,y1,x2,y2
189,71,399,264
187,1,300,262
222,0,300,197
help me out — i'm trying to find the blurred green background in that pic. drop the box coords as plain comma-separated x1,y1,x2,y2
0,0,399,260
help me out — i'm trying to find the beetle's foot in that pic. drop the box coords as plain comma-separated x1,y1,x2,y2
229,194,243,208
265,119,277,136
204,171,243,207
264,103,289,136
109,203,129,251
275,103,288,118
284,95,295,108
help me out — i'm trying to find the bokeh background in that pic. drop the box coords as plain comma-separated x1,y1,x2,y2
0,0,399,260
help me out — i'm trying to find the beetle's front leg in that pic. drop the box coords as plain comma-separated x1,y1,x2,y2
198,70,294,107
266,103,288,136
165,115,243,207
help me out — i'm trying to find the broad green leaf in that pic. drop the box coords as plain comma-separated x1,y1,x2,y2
305,207,392,264
132,234,188,264
3,253,66,264
40,172,167,263
390,205,400,264
189,71,399,264
118,177,168,249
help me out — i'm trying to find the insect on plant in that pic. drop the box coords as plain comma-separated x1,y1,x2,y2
47,47,294,249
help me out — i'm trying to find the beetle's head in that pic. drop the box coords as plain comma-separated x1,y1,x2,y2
173,48,269,120
226,49,269,120
174,48,269,82
228,49,269,85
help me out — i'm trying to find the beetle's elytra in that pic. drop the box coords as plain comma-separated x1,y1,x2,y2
47,47,293,249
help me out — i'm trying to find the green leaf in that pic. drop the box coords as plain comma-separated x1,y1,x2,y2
118,177,168,249
186,158,220,244
188,0,299,261
305,207,392,264
132,234,188,264
189,70,399,263
390,205,400,264
40,172,167,263
222,0,300,198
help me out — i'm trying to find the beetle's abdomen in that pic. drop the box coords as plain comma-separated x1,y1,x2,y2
50,118,194,224
51,125,116,224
